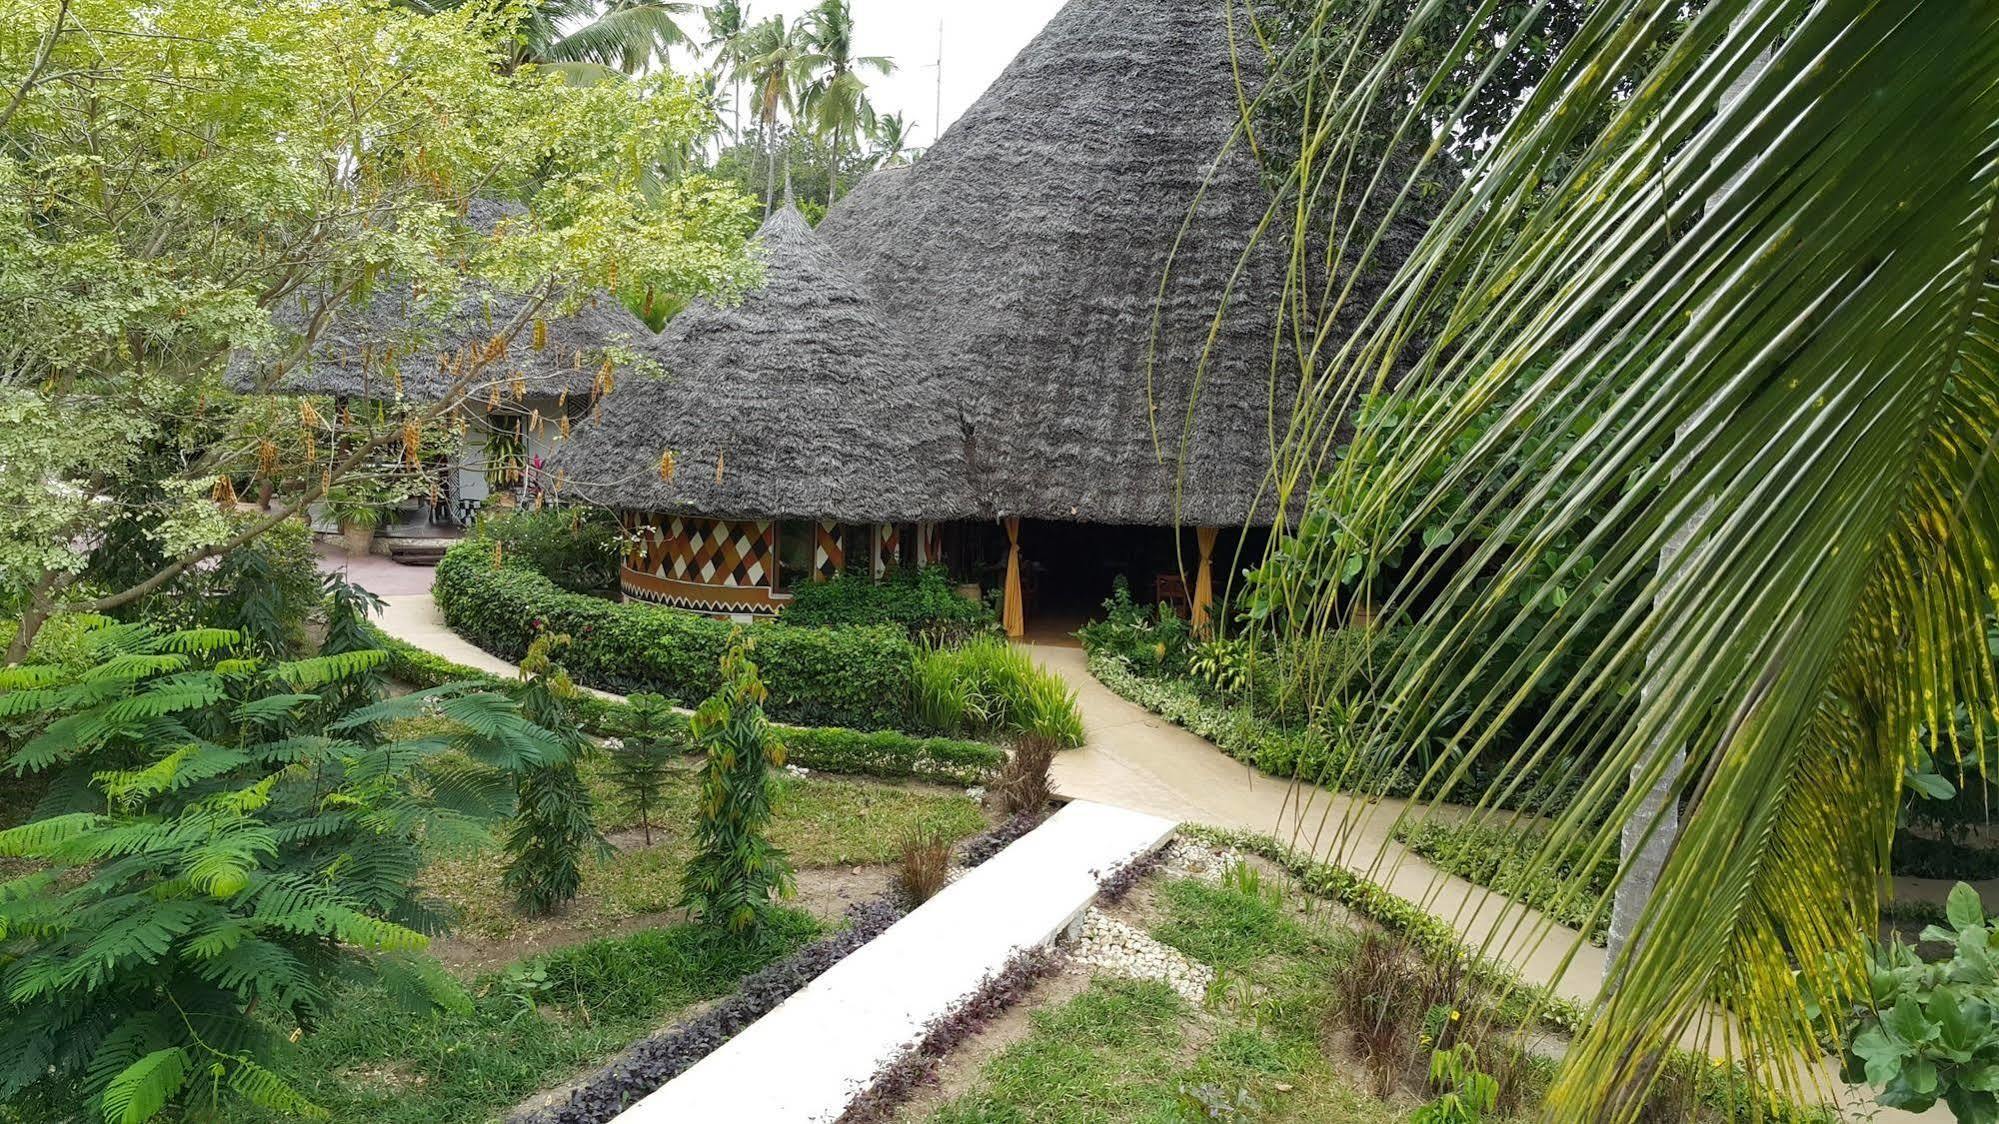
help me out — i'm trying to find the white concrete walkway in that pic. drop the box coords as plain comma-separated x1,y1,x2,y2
612,801,1178,1124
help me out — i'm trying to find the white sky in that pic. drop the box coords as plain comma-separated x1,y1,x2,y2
690,1,1069,149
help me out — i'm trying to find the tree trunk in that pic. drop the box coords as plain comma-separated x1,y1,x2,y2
1603,41,1773,979
764,116,777,217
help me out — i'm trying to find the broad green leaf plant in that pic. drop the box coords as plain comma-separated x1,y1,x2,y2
0,0,762,657
0,611,564,1121
1844,884,1999,1121
1200,0,1999,1119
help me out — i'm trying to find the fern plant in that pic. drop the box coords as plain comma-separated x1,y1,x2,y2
680,635,794,938
0,617,564,1122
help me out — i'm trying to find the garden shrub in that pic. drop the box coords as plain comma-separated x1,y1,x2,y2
1394,820,1616,944
471,506,624,594
434,540,917,730
503,636,610,916
895,826,953,906
367,621,1007,785
992,734,1058,816
681,638,794,937
783,567,994,642
912,635,1085,747
603,693,682,846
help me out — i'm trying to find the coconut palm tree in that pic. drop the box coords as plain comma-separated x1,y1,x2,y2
1218,1,1999,1120
703,0,753,144
798,0,892,205
742,14,812,214
402,0,693,84
868,112,917,168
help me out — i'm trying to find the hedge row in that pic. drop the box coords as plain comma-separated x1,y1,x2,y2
1189,826,1839,1124
1393,820,1615,945
435,542,916,731
366,623,1004,787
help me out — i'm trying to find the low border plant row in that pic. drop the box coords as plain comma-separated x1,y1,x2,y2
1393,819,1615,946
1087,651,1414,796
367,623,1005,786
1185,825,1840,1124
515,810,1051,1124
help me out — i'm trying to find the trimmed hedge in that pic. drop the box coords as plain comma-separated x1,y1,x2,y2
365,623,1005,786
435,542,917,731
1394,820,1615,945
781,567,994,642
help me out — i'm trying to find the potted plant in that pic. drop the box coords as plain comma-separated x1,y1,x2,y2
325,487,388,557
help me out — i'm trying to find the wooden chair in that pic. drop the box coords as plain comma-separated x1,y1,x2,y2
1155,573,1190,618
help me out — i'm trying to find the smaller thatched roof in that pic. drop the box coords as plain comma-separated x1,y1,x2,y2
230,200,649,403
550,206,970,523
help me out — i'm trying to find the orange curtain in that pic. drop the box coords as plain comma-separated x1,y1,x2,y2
1003,517,1025,638
1191,526,1217,636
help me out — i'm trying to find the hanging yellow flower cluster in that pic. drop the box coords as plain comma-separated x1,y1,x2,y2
211,477,237,506
658,449,676,481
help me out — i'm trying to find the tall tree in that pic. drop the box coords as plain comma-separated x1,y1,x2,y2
704,0,754,144
743,14,813,214
1229,0,1999,1119
404,0,696,85
799,0,893,206
0,0,762,659
867,112,919,168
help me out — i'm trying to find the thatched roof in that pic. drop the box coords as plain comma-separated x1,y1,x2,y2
548,206,970,523
812,0,1328,526
229,200,647,403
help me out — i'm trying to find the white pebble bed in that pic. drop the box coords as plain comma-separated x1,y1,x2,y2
1155,837,1244,884
1071,909,1214,1004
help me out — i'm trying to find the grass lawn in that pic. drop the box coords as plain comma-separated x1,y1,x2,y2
245,911,819,1124
424,759,987,941
926,873,1409,1124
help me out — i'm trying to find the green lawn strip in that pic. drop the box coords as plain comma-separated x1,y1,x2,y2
241,911,817,1124
1392,819,1615,945
929,874,1400,1124
367,622,1006,785
1187,825,1840,1124
426,762,985,940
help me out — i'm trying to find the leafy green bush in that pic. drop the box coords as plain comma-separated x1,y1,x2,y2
604,693,682,846
1394,820,1615,944
1843,882,1999,1121
139,518,325,655
435,541,917,730
782,567,994,642
912,635,1084,747
366,620,1007,785
1076,577,1191,672
682,638,794,937
470,507,624,594
502,636,609,916
0,617,563,1122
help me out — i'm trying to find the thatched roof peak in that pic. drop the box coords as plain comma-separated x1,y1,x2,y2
548,199,969,522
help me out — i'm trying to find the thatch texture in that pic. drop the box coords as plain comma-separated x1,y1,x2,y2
230,200,646,403
814,0,1332,526
549,206,968,522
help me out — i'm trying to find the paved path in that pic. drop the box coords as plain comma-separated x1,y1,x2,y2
614,802,1178,1124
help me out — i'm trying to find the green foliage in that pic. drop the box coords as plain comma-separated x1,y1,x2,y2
1395,820,1616,944
681,637,794,938
364,620,1007,785
1188,636,1254,697
1412,1044,1500,1124
137,520,324,657
1076,577,1192,673
782,567,994,642
604,693,682,846
911,636,1085,747
501,636,609,916
470,507,624,595
1842,883,1999,1122
435,541,916,730
0,0,761,641
0,618,561,1122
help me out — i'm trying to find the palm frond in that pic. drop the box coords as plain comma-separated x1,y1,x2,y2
1229,0,1999,1118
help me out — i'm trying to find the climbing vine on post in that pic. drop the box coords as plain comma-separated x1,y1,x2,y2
680,635,794,937
502,633,609,916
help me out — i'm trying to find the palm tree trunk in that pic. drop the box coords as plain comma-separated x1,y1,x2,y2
764,114,778,217
1603,42,1774,979
828,125,840,207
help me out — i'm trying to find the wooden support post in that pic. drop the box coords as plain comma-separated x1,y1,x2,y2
1003,516,1025,639
1192,526,1217,636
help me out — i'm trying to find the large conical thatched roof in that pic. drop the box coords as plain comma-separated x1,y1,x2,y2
230,200,647,402
814,0,1334,527
549,205,967,522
